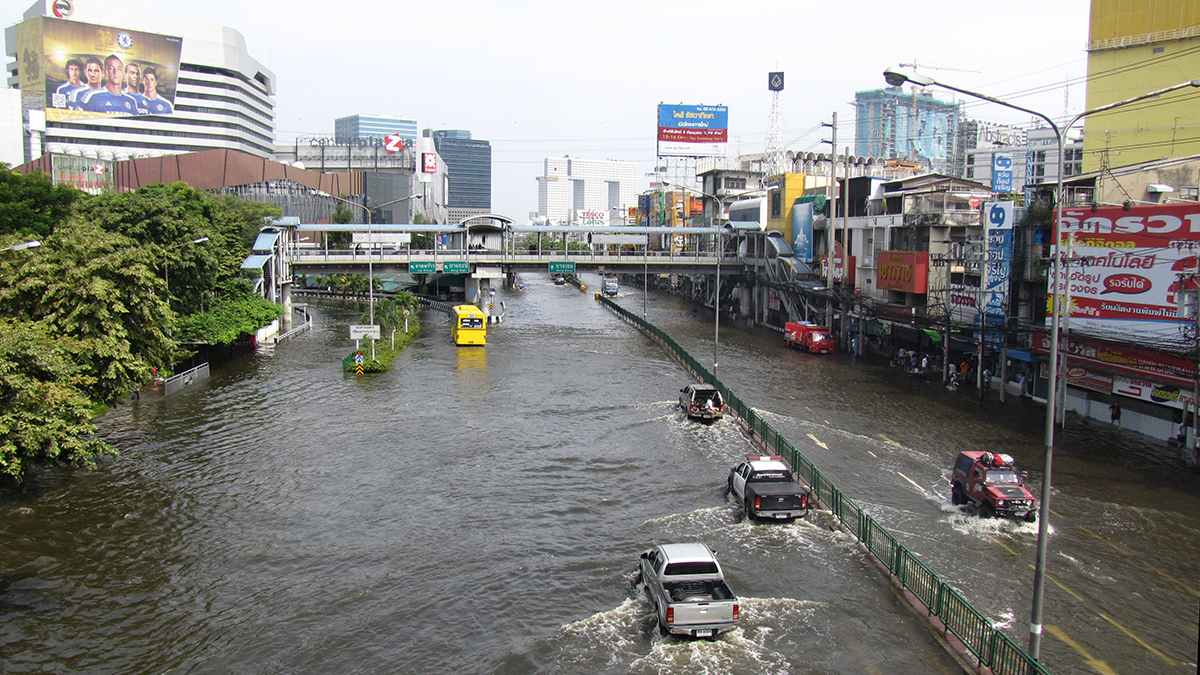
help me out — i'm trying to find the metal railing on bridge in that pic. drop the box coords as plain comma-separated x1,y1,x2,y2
595,293,1052,675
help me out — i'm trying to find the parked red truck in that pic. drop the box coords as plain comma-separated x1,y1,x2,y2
784,322,835,354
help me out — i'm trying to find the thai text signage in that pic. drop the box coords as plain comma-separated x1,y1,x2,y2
1053,202,1200,345
1032,332,1194,387
876,251,929,293
984,201,1014,322
656,104,729,157
991,154,1014,192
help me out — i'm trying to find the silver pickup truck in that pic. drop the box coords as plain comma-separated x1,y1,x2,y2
637,543,739,639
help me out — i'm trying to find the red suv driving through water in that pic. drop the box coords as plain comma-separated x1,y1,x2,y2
951,451,1037,522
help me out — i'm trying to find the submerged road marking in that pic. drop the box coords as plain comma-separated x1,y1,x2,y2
1143,561,1200,598
896,471,923,492
988,535,1018,556
878,434,902,447
1028,564,1085,602
843,632,884,675
867,450,878,458
1079,525,1129,555
1045,625,1117,675
1099,613,1179,666
1080,525,1198,597
807,433,828,450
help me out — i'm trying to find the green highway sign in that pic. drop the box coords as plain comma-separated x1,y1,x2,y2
409,261,436,274
443,261,470,274
548,261,576,274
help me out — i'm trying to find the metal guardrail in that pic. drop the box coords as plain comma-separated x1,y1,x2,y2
163,363,209,396
595,294,1052,675
276,307,313,342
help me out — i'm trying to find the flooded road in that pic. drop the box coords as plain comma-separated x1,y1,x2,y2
616,280,1200,675
1,274,1195,674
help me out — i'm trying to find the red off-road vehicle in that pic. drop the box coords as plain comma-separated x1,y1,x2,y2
950,451,1037,522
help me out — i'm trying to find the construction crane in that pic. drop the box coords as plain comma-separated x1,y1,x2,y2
894,62,978,165
899,60,980,74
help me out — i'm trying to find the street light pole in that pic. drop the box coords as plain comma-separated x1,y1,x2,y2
322,192,423,326
882,66,1200,660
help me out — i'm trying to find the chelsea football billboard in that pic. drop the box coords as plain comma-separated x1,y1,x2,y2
17,16,182,121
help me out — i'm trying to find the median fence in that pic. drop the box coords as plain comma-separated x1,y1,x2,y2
597,295,1051,675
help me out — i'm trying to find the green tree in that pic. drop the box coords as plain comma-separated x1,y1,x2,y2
0,220,175,403
173,283,283,344
73,183,280,316
0,318,116,486
0,166,84,239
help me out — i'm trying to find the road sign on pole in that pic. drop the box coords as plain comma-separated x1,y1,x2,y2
350,324,381,340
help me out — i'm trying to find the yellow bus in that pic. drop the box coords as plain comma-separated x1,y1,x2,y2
451,304,487,345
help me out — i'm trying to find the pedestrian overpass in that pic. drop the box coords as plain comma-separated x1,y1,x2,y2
251,216,830,327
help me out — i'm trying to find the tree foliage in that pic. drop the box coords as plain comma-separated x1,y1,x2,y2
0,318,116,483
0,166,84,239
173,286,283,344
0,220,176,404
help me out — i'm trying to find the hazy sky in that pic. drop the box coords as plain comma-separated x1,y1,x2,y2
12,0,1093,219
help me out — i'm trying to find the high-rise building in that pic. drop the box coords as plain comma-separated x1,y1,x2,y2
1082,0,1200,172
334,115,417,143
432,129,491,221
537,157,638,224
4,1,275,163
854,87,962,175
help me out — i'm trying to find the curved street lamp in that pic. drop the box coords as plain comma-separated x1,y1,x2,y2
320,192,423,326
882,65,1200,660
8,241,42,252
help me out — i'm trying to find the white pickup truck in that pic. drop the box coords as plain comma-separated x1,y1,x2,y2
728,455,811,522
637,543,739,639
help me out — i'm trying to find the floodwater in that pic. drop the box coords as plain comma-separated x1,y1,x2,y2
1,274,1195,674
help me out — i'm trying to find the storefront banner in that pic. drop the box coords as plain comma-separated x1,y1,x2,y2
1032,332,1194,386
1112,375,1197,410
876,250,929,293
1052,203,1200,345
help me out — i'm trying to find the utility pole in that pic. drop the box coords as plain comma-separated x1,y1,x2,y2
822,113,837,333
842,145,851,353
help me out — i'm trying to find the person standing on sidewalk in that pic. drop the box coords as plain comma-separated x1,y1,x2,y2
1110,400,1122,430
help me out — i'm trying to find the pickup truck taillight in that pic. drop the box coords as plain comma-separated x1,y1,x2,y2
801,494,808,509
732,603,739,621
666,607,674,624
754,496,761,510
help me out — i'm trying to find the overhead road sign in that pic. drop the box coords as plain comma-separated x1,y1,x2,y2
549,261,576,274
409,261,436,274
443,261,470,274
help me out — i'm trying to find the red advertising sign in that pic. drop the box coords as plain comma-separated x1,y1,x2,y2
422,152,437,173
1053,202,1200,345
1032,332,1194,387
384,134,404,153
876,251,929,293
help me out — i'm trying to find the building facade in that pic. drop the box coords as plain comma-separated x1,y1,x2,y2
854,86,962,175
966,127,1083,194
334,115,417,143
1083,0,1200,172
4,1,276,163
431,129,491,222
536,156,638,225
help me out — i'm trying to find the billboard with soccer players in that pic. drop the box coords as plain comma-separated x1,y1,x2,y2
17,16,182,121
